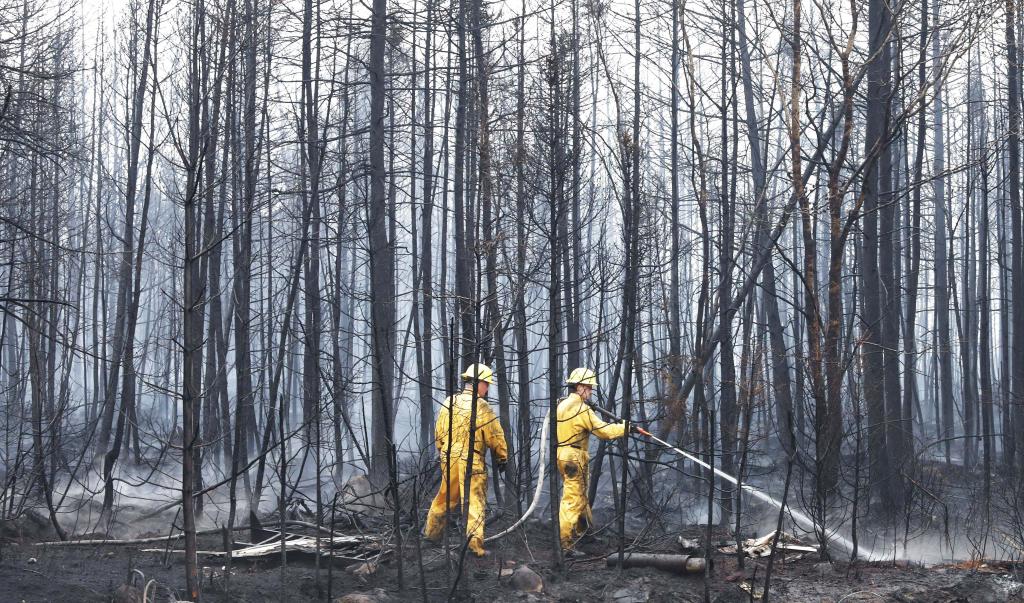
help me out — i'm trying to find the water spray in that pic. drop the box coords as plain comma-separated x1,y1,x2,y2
484,403,880,562
588,405,880,562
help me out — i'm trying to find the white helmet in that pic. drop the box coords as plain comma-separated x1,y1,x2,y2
565,367,598,387
461,363,496,385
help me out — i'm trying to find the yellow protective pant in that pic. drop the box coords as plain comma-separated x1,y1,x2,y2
557,448,591,550
423,459,489,555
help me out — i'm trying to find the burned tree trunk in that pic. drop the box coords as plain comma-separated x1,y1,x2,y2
367,0,401,585
933,9,955,467
182,1,207,595
417,0,437,457
1005,0,1024,468
546,0,564,566
454,0,473,364
513,0,532,509
736,0,795,459
717,10,738,527
98,0,158,512
862,0,894,510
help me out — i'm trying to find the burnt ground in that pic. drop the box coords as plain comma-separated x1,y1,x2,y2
2,520,1024,602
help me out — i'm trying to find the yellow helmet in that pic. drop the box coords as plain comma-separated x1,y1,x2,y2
566,367,597,387
461,363,496,384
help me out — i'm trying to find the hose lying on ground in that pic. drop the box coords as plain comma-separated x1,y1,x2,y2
484,410,550,543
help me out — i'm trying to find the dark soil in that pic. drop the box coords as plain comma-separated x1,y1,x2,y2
1,522,1022,602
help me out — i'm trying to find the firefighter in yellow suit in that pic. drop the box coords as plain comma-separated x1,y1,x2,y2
424,363,508,557
557,368,627,553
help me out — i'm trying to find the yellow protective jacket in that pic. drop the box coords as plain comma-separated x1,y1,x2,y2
556,393,626,460
425,389,507,555
435,390,508,470
555,392,626,549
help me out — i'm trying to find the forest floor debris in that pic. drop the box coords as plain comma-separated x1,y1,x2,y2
605,580,651,603
0,511,59,543
205,532,385,563
332,588,392,603
738,580,765,600
347,560,379,579
717,530,819,558
3,522,1024,601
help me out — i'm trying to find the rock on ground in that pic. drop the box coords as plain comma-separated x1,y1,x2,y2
509,565,544,593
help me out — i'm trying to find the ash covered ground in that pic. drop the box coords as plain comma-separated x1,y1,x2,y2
3,505,1024,602
3,453,1024,602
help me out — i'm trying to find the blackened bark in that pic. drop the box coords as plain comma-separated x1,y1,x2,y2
862,0,893,509
1006,0,1024,468
417,0,436,456
933,9,955,467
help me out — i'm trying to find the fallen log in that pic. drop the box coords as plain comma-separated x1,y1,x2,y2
139,549,224,556
605,553,709,574
141,533,387,563
207,534,386,563
32,525,249,547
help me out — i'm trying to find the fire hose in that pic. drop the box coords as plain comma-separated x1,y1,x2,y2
484,410,550,542
588,404,878,561
484,404,877,561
